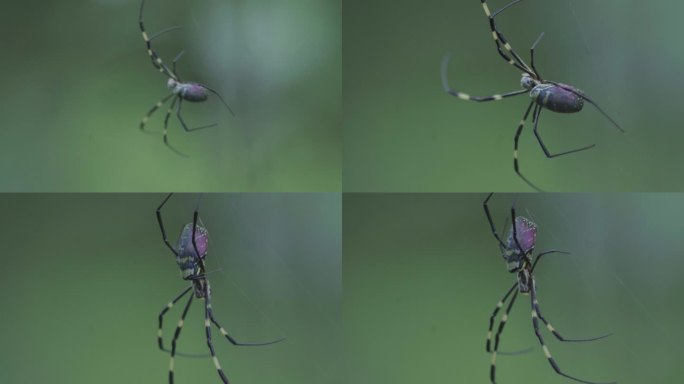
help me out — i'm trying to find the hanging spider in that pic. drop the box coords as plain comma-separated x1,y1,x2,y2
138,0,235,157
441,0,623,191
483,193,613,384
156,193,285,384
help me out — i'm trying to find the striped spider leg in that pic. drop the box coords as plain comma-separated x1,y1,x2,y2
442,0,623,191
156,193,285,383
482,193,614,384
138,0,235,157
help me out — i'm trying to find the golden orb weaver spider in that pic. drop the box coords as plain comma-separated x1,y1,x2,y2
138,0,235,157
483,193,614,384
155,193,284,383
442,0,623,191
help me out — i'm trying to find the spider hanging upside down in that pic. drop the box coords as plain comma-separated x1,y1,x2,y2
138,0,235,157
483,193,614,384
156,193,284,384
442,0,624,191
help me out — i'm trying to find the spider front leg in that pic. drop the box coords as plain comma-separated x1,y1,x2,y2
157,193,179,256
530,280,616,384
532,107,596,158
483,193,508,250
169,294,195,384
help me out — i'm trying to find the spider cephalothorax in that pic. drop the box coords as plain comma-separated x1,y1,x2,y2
442,0,623,191
483,193,613,384
155,194,284,384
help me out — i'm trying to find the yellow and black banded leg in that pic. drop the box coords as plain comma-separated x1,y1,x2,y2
204,293,230,384
533,297,611,344
176,99,219,132
490,290,519,383
158,286,193,353
530,281,616,384
207,304,286,347
162,97,189,157
480,0,533,74
139,0,178,80
532,108,596,159
140,94,175,133
513,102,544,192
169,293,194,384
441,54,528,102
486,282,518,353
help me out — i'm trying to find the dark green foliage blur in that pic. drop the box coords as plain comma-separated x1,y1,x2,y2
0,0,340,192
0,194,341,383
344,0,683,191
343,193,683,383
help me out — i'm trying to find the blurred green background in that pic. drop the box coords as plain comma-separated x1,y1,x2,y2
344,0,683,191
344,193,683,383
0,0,340,192
0,193,341,383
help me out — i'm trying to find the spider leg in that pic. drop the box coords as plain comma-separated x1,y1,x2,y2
168,293,194,384
490,289,519,383
530,32,544,79
191,195,208,273
483,193,508,250
140,94,175,133
509,196,525,252
157,193,179,256
162,97,189,157
486,282,517,352
533,295,611,343
172,50,185,82
531,249,571,272
158,286,193,353
441,53,529,102
177,99,219,132
197,83,236,117
139,0,178,80
546,81,625,133
204,284,230,384
480,0,535,75
207,305,286,347
530,280,616,384
533,107,596,158
513,102,544,192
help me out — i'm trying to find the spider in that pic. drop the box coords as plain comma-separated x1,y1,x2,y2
441,0,623,191
483,193,613,384
138,0,235,157
156,193,284,383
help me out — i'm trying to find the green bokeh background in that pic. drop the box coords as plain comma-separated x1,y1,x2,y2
0,0,340,192
344,193,683,383
0,193,341,383
344,0,683,192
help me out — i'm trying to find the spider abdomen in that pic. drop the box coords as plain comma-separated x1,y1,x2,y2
179,83,209,102
168,79,209,102
531,83,584,113
175,223,209,279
